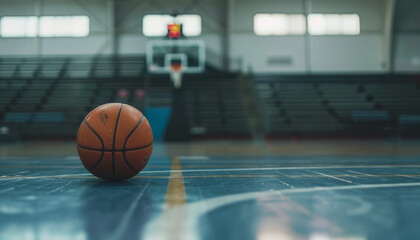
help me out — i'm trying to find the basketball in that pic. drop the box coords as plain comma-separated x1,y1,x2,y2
76,103,153,180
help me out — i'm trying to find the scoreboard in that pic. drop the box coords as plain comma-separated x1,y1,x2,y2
167,23,183,39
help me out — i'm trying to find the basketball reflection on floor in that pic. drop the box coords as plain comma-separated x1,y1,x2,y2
80,180,152,240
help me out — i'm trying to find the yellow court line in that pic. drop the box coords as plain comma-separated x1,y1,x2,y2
162,156,187,240
165,157,186,206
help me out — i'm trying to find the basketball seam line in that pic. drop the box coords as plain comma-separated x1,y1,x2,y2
77,142,153,152
112,103,124,180
83,119,105,148
123,116,145,174
83,120,105,172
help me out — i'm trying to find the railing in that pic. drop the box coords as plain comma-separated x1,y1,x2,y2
0,55,147,79
0,53,241,79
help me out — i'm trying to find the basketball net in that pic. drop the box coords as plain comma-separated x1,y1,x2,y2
170,63,183,89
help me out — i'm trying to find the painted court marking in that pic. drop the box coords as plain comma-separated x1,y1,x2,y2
178,155,209,160
162,157,187,240
309,170,353,184
0,173,92,180
143,182,420,240
165,157,186,206
140,164,420,174
1,164,420,180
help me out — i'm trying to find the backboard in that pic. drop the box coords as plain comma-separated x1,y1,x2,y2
146,40,205,74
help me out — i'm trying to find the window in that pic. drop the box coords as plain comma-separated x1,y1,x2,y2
0,17,38,37
175,15,201,36
308,14,360,35
39,16,89,37
0,15,89,37
253,13,360,36
254,14,306,36
143,14,202,37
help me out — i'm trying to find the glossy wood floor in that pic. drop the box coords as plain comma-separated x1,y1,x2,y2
1,140,420,240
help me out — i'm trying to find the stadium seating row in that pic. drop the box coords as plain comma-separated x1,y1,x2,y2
254,75,420,138
1,55,420,140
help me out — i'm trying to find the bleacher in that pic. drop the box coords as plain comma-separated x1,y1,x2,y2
255,75,420,138
0,55,250,140
362,77,420,137
2,55,420,140
182,74,251,138
0,55,164,139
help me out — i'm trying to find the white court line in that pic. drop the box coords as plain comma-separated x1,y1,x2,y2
347,170,377,177
65,155,210,160
2,164,420,180
140,164,420,174
142,182,420,240
0,173,91,181
310,170,353,184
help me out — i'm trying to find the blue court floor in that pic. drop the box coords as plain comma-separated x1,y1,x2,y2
1,141,420,240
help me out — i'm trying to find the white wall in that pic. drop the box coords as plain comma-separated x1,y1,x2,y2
0,0,111,55
0,0,417,73
230,0,387,73
229,0,306,73
394,35,420,72
310,35,384,72
392,0,420,72
231,35,306,73
0,0,226,65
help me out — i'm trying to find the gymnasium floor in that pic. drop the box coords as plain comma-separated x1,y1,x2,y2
1,140,420,240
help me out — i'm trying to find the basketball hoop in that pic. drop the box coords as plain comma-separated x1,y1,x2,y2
170,63,183,89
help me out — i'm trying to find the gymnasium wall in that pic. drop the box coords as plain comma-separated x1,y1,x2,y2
230,0,386,73
392,0,420,72
115,0,226,67
0,0,419,74
0,0,227,67
0,0,111,55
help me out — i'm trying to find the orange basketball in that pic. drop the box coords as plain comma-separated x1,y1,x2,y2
77,103,153,180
